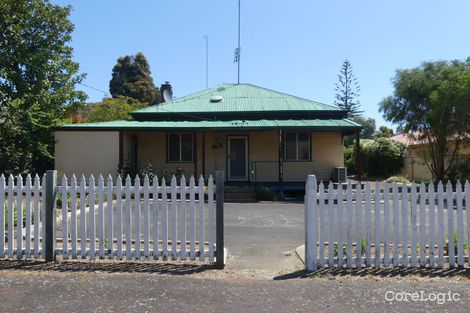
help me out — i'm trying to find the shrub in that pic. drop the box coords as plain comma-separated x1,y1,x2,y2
348,138,407,178
344,145,356,174
255,187,281,201
385,176,411,184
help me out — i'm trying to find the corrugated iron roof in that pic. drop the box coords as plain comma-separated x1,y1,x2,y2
133,83,342,115
59,118,362,130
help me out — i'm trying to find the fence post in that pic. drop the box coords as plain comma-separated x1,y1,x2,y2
305,175,317,271
215,171,225,269
45,170,57,262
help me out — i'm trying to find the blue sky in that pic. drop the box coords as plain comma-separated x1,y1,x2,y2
53,0,470,128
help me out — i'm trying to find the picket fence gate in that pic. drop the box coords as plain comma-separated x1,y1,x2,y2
305,175,470,271
0,170,224,267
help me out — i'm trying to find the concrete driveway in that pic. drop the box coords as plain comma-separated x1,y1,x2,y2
224,202,305,272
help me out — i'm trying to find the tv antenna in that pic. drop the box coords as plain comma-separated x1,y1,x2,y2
233,0,241,84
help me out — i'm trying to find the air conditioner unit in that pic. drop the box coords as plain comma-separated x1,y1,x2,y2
333,167,347,183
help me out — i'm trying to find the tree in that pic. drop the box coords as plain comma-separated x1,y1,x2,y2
334,59,363,117
344,116,376,147
0,0,86,175
82,97,146,123
374,126,394,138
109,52,160,104
379,59,470,181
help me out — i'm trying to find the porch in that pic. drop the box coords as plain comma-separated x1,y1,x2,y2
119,130,350,187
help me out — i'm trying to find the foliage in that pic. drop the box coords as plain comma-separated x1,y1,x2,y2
0,0,86,175
446,157,470,183
344,145,356,174
444,232,468,256
109,52,160,104
385,176,411,184
348,138,407,178
333,241,347,257
334,59,363,117
4,203,32,228
374,126,394,138
344,116,376,147
254,186,282,201
117,159,152,183
379,59,470,181
353,116,376,139
117,160,184,185
81,96,146,123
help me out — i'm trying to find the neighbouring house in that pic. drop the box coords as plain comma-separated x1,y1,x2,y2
391,133,470,181
55,83,361,189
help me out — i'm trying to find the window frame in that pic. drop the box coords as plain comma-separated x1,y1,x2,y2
167,132,194,163
284,131,311,162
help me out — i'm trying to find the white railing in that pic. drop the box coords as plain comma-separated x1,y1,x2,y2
1,171,225,267
305,175,470,271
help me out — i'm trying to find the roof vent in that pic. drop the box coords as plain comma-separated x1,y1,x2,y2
210,95,224,103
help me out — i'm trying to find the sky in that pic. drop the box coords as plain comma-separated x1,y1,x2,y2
52,0,470,128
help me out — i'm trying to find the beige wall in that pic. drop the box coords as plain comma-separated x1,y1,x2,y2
55,131,120,178
54,130,345,183
123,130,344,182
399,143,470,181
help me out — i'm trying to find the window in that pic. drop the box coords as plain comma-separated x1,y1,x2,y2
168,133,193,162
284,131,310,161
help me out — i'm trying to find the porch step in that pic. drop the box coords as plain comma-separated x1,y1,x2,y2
224,186,256,203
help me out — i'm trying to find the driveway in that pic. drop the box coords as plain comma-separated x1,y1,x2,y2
224,202,305,272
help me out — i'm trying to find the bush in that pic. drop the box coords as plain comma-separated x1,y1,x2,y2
347,138,407,179
255,187,281,201
447,157,470,182
344,145,356,174
385,176,411,184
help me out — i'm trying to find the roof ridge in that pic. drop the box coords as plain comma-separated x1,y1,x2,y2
241,83,340,110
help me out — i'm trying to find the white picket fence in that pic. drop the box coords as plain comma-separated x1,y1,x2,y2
305,175,470,271
0,174,45,259
1,173,218,264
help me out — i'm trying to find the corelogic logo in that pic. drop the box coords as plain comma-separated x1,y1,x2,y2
385,290,461,305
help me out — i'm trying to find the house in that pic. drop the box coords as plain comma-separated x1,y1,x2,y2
55,83,362,189
391,133,470,181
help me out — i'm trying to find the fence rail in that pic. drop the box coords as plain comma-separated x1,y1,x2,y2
0,171,225,267
305,175,470,271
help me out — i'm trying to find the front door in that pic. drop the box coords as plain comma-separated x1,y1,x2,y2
227,136,248,181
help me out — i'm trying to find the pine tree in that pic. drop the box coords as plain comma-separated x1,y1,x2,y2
109,52,160,104
334,60,362,117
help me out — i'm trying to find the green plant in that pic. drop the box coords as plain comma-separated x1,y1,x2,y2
56,192,72,209
255,187,281,201
349,138,407,178
344,145,356,174
4,203,33,228
361,237,366,254
333,241,347,256
118,160,159,184
385,176,411,184
444,232,468,255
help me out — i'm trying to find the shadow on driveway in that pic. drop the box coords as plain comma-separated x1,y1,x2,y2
273,266,470,280
0,259,214,276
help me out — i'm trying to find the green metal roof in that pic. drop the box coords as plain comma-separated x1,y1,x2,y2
132,83,342,115
59,118,361,130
